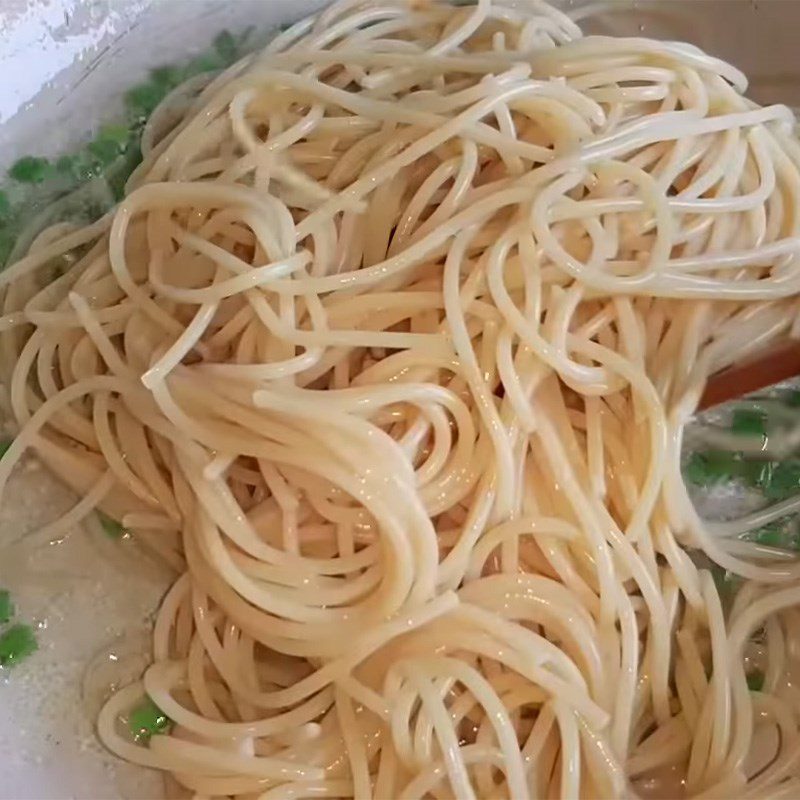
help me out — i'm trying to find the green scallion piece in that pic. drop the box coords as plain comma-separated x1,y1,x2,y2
731,409,766,438
684,450,738,486
746,516,800,550
214,30,238,63
184,52,223,76
747,672,764,692
0,438,12,459
763,460,800,501
0,190,10,220
98,511,126,539
150,65,182,88
55,154,77,174
0,590,13,624
125,83,167,118
684,453,709,485
0,623,38,667
707,450,739,477
128,698,171,742
88,138,124,166
753,522,784,548
740,459,774,489
9,156,50,184
97,124,130,147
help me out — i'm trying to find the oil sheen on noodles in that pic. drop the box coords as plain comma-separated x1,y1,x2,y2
2,0,800,797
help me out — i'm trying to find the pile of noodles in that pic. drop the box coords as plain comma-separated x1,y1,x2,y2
2,0,800,797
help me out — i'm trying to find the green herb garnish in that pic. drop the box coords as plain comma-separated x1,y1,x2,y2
0,623,38,667
185,52,224,76
87,126,131,167
684,453,709,486
150,66,182,88
747,672,765,691
731,409,767,437
0,590,13,624
9,156,50,184
752,521,785,548
55,154,77,174
1,27,253,272
214,30,238,62
684,450,738,486
744,515,800,551
740,459,774,489
0,438,12,459
97,125,130,147
125,28,245,122
125,83,167,119
128,698,171,742
98,511,126,539
88,139,123,166
763,460,800,501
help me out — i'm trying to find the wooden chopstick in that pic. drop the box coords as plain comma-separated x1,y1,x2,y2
697,340,800,411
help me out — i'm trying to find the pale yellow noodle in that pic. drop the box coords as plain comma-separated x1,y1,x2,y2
3,1,800,798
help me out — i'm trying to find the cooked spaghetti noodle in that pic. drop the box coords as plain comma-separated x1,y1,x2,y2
3,0,800,796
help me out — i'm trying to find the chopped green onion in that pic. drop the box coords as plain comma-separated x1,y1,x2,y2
185,52,223,76
55,154,77,174
1,28,262,281
763,460,800,501
749,518,800,550
731,409,766,437
77,155,104,181
150,65,182,88
98,511,126,539
747,672,764,691
752,521,785,548
97,124,131,147
125,83,167,118
753,513,800,547
9,156,50,184
0,438,12,459
88,138,124,166
740,459,774,489
214,30,238,62
684,453,708,485
128,698,171,742
0,623,38,667
684,450,738,486
106,143,142,202
0,590,13,624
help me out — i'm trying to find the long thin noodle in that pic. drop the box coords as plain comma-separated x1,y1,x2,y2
3,1,800,797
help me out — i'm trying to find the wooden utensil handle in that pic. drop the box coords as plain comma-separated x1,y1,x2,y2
698,340,800,411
